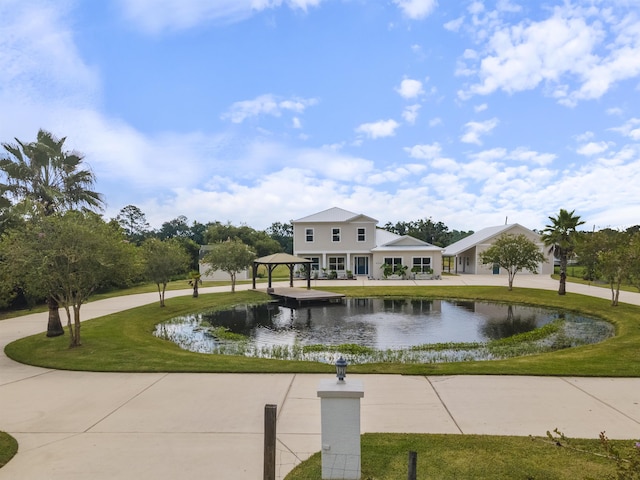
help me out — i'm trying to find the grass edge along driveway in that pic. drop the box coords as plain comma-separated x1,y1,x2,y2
5,286,640,376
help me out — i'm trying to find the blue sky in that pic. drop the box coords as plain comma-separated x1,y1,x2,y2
2,0,640,232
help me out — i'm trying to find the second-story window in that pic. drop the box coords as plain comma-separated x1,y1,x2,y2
305,228,314,242
357,227,366,242
332,227,341,242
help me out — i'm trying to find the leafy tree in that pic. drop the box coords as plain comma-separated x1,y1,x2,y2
189,220,209,245
595,231,630,306
116,205,150,245
479,234,546,290
541,209,585,295
577,229,632,306
1,129,104,336
0,212,136,347
157,215,191,240
170,236,201,271
383,218,473,247
204,221,281,257
1,130,103,216
202,238,256,292
266,221,293,253
141,238,190,307
628,233,640,294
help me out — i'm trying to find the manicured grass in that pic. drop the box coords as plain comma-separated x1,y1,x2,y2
5,286,640,376
285,433,633,480
0,432,18,469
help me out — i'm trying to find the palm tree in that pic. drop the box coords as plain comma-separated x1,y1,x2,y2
541,209,585,295
1,129,104,336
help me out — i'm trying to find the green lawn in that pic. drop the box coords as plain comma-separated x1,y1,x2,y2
5,286,640,376
4,284,640,475
0,432,17,469
285,433,638,480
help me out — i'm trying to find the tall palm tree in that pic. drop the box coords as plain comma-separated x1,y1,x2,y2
1,129,104,336
541,209,585,295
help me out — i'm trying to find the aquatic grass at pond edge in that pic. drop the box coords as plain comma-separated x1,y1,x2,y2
154,300,612,364
5,286,640,376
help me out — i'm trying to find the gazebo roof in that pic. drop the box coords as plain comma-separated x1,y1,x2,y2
254,253,312,265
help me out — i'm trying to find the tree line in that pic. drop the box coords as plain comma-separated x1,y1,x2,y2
0,129,473,345
3,130,636,347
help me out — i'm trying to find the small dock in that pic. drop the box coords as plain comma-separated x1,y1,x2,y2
265,287,345,306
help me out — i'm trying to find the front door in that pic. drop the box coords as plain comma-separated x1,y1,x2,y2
493,263,500,274
354,256,369,276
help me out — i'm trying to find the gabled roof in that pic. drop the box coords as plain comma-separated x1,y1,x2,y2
373,229,443,252
375,228,402,246
292,207,377,224
444,224,538,256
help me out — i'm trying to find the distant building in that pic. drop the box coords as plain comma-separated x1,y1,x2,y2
198,245,251,281
443,224,553,275
292,207,443,279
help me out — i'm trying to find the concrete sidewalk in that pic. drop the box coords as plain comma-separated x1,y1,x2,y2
1,276,639,479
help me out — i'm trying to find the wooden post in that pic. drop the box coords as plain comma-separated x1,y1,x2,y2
407,451,417,480
264,404,277,480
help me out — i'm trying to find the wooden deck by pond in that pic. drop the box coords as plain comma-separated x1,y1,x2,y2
262,287,345,305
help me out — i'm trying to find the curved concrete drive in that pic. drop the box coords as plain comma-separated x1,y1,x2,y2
1,276,639,479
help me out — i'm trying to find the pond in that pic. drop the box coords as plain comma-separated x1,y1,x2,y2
154,298,614,364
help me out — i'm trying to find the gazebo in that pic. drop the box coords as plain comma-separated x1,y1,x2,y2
252,253,312,290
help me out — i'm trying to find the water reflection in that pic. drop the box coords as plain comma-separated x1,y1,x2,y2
155,298,614,363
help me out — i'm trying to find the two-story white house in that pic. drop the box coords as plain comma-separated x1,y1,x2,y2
292,207,443,279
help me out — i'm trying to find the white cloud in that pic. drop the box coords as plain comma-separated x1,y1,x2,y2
474,103,488,112
610,118,640,140
221,94,318,123
393,0,438,20
0,0,99,111
577,141,612,156
404,142,442,160
444,16,464,32
355,119,400,139
402,104,421,124
508,147,556,166
459,3,640,106
116,0,324,33
469,147,506,162
396,78,424,99
496,0,521,14
460,118,499,145
430,157,459,171
429,117,443,127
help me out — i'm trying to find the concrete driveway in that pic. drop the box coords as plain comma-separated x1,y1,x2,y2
1,276,639,479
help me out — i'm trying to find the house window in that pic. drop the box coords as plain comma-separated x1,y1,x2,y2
412,257,432,273
305,257,320,271
357,227,366,242
305,228,314,242
328,256,345,271
383,257,403,274
332,227,341,242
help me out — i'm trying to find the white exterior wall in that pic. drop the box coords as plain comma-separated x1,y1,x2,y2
294,219,377,273
454,225,553,275
199,263,250,281
371,250,443,279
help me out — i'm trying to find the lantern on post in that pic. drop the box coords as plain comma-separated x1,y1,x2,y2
335,356,347,382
